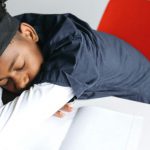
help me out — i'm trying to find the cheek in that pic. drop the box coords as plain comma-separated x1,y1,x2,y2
26,58,42,80
28,63,41,81
24,44,43,81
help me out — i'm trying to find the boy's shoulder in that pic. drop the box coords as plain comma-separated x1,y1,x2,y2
14,13,89,34
14,13,80,26
14,13,61,22
14,13,69,27
14,13,82,43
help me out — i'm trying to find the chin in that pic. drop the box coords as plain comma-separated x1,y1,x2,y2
7,86,28,94
10,89,23,94
2,88,21,96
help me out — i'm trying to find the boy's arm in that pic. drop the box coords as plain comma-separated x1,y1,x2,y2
0,83,74,132
2,88,75,118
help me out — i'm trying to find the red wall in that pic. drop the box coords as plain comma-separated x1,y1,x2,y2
98,0,150,60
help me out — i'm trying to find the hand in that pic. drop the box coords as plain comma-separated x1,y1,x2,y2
54,103,73,118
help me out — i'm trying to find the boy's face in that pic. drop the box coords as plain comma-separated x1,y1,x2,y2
0,23,43,93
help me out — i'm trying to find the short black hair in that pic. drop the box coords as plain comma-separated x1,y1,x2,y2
0,0,19,56
0,0,7,20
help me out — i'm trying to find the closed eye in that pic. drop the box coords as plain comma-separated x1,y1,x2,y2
14,62,25,71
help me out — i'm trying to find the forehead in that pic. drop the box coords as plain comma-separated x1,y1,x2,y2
0,52,17,74
0,42,18,61
1,33,29,60
0,40,20,73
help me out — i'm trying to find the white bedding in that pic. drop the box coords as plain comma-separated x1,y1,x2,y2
0,83,77,150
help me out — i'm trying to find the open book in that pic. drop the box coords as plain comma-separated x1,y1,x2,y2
42,106,143,150
0,104,143,150
0,86,144,150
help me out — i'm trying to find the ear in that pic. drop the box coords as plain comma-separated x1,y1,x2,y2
19,23,39,42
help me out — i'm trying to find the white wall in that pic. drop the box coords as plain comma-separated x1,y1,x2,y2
6,0,109,29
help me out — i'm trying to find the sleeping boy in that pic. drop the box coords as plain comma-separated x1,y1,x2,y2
1,0,150,117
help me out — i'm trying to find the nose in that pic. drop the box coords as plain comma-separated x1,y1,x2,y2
11,72,29,90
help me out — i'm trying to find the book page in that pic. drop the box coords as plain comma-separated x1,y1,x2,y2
24,108,78,150
60,106,143,150
0,107,78,150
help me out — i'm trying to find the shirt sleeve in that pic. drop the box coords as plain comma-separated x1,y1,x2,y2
37,33,99,99
0,83,74,132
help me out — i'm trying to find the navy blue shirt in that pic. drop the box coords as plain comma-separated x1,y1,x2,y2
14,13,150,104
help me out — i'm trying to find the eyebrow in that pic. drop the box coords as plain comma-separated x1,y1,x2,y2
0,55,19,81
